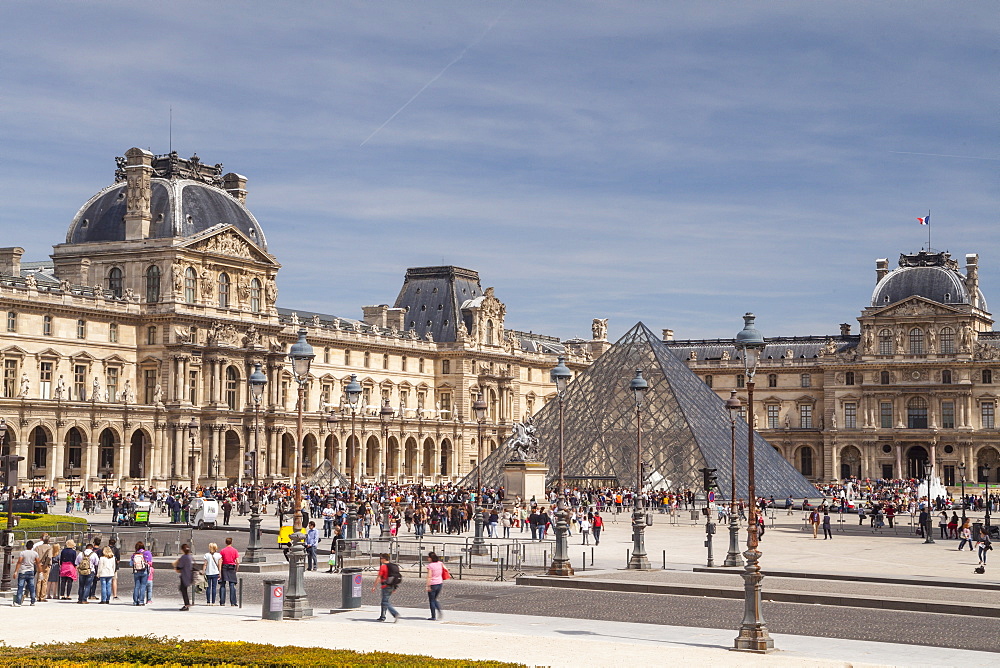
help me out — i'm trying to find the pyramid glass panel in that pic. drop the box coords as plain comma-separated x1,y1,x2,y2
468,322,817,499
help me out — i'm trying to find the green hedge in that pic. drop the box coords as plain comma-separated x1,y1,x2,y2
0,636,524,667
14,513,87,531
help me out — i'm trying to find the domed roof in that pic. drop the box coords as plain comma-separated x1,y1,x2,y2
66,179,267,250
871,251,986,311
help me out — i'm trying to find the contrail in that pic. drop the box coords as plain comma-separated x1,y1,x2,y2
360,8,509,147
889,151,1000,162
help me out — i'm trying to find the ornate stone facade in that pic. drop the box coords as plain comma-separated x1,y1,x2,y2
665,250,1000,487
0,148,593,491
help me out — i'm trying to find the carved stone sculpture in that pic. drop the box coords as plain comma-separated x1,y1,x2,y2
504,418,539,462
591,318,608,341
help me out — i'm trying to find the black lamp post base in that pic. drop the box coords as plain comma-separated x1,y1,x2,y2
547,558,575,576
724,521,744,567
627,554,652,570
283,535,313,620
732,627,775,653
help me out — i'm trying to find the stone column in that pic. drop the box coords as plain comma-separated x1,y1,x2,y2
50,436,63,488
209,427,219,481
895,445,903,479
929,442,936,470
172,426,183,481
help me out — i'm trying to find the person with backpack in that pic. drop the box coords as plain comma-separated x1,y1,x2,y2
75,543,98,603
131,541,151,606
372,553,401,622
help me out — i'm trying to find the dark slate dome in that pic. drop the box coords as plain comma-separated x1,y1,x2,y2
67,179,267,250
871,251,986,310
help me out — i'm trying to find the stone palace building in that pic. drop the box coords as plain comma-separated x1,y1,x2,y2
666,250,1000,487
0,148,605,491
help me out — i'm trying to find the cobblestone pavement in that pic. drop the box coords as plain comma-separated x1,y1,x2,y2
148,572,1000,653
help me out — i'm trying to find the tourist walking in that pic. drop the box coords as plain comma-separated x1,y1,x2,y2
58,539,78,600
174,543,194,611
958,521,975,551
579,514,591,544
822,510,832,540
33,535,52,602
203,543,222,604
977,530,993,566
373,553,401,622
219,537,240,606
425,551,448,621
12,539,39,606
592,512,603,545
131,541,151,606
305,521,319,571
97,547,116,603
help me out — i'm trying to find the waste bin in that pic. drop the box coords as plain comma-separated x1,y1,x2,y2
690,510,699,521
262,577,286,621
341,567,363,610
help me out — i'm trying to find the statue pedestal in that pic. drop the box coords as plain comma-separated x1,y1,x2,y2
503,461,549,506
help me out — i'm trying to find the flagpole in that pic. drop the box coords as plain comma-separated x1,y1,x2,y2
927,210,931,251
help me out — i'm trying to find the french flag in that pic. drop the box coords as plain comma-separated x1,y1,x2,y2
917,214,930,226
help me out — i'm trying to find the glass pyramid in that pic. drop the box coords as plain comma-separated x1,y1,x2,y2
469,322,818,499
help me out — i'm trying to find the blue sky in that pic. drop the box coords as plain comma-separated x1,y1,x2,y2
2,2,997,342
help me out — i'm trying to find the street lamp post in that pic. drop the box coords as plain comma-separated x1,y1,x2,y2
245,363,267,563
470,393,489,556
285,328,314,619
985,464,993,531
379,398,394,537
0,418,16,593
959,461,967,523
187,418,198,491
923,462,935,544
345,374,362,540
724,391,744,568
548,356,574,576
627,369,651,570
733,312,773,653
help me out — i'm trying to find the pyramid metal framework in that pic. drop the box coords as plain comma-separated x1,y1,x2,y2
469,322,818,499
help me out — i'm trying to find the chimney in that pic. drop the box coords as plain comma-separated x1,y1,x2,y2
966,254,980,308
840,323,851,337
662,328,674,342
362,305,390,328
875,258,889,282
0,247,24,277
223,172,248,204
124,147,154,240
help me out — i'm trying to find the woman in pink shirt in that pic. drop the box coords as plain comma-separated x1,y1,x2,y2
425,551,446,621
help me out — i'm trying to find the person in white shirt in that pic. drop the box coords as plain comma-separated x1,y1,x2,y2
202,542,223,605
96,547,117,603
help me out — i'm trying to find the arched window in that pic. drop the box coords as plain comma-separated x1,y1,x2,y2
218,273,230,309
225,366,239,410
940,327,955,354
880,370,890,385
909,328,924,355
907,396,928,428
145,265,161,304
107,267,123,298
250,278,261,312
878,329,893,355
799,446,813,476
485,320,494,345
184,267,197,303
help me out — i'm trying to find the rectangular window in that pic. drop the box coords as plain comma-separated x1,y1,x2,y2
39,361,53,400
982,401,995,429
799,404,812,429
942,370,952,384
801,374,811,388
43,315,52,336
147,326,157,345
844,402,857,429
417,392,426,414
440,393,452,420
383,354,389,370
442,360,451,375
399,390,408,411
109,322,118,343
3,359,17,398
401,356,407,372
106,367,119,401
845,371,855,386
362,387,371,408
77,319,86,339
944,464,956,487
74,364,87,401
738,406,747,422
766,405,780,429
280,381,289,409
144,369,157,404
736,374,745,388
321,383,332,408
941,401,955,429
705,375,713,388
767,374,777,388
6,311,15,332
189,370,199,403
527,367,532,382
419,358,425,373
880,401,893,429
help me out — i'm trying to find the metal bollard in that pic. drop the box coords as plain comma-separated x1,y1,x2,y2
591,547,594,566
582,551,586,572
239,578,243,608
663,550,666,570
626,549,630,566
